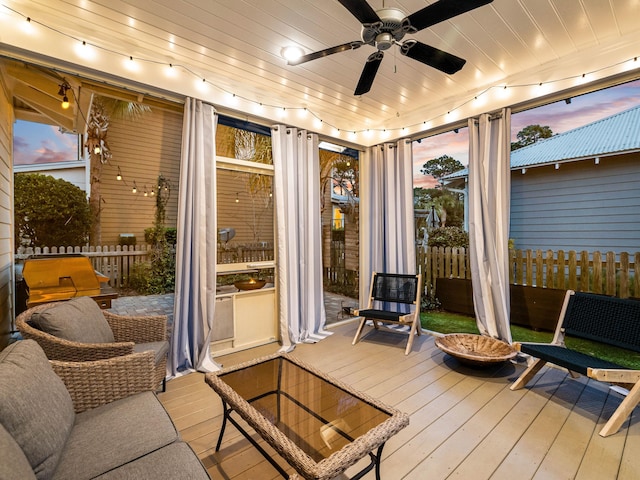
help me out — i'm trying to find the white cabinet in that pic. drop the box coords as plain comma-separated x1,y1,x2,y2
211,286,277,356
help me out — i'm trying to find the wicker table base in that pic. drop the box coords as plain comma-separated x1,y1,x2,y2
205,353,409,480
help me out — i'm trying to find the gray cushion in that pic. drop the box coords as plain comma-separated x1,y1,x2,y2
30,296,115,343
94,442,210,480
133,340,169,364
0,423,37,480
0,340,75,480
53,391,178,480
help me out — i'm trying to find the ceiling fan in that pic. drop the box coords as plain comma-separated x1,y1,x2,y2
287,0,494,95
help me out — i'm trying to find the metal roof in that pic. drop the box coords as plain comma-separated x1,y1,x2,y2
446,104,640,179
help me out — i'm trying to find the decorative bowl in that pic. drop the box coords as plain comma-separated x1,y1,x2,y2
435,333,516,367
233,279,266,291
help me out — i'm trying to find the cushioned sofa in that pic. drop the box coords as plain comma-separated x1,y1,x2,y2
0,340,210,480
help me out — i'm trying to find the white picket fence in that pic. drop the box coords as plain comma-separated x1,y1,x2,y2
16,245,152,288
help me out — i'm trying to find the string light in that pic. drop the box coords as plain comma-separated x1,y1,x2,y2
5,5,640,139
116,166,122,181
58,82,70,109
132,181,137,194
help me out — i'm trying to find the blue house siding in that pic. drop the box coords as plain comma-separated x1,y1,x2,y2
510,152,640,253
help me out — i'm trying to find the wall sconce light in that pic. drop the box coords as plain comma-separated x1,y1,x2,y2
595,157,600,165
521,168,526,174
132,181,137,194
116,167,122,181
58,82,71,109
555,163,560,170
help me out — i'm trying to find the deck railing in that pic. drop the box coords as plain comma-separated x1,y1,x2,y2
417,247,640,299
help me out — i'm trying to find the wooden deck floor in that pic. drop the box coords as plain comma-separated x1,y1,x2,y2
158,321,640,479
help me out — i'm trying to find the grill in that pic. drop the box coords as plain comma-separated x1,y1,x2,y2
17,254,118,313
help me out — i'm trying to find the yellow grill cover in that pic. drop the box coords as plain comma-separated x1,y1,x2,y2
22,255,104,307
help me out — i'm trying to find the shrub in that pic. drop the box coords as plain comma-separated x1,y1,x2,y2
127,247,175,294
144,226,177,245
14,173,92,249
427,226,469,249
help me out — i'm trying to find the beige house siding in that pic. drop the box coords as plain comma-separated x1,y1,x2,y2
97,105,183,244
0,76,14,347
216,168,274,248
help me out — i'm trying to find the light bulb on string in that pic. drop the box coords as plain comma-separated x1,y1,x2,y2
116,167,122,181
132,181,137,194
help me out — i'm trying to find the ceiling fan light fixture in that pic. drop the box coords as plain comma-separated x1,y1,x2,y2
281,46,305,62
375,32,394,51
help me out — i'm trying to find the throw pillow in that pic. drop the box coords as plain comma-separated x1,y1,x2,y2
30,296,115,343
0,340,75,479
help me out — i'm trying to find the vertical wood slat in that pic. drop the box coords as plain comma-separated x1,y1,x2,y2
535,250,543,288
568,250,577,291
556,250,565,289
606,251,616,296
526,249,533,286
545,250,554,289
592,251,602,294
580,251,590,292
515,249,523,285
619,252,629,299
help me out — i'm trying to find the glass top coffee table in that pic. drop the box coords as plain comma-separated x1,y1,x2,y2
205,353,409,479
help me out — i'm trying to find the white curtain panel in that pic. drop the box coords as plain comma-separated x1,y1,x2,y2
271,125,329,350
359,139,416,307
170,98,220,375
467,108,512,342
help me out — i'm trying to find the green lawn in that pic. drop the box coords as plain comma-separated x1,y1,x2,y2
421,311,640,370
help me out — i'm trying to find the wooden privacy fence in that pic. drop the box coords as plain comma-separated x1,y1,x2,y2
417,247,640,299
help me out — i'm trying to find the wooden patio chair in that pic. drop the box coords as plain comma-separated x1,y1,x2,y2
352,272,422,355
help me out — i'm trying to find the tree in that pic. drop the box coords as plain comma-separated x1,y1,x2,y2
420,154,464,182
14,174,92,249
511,124,553,151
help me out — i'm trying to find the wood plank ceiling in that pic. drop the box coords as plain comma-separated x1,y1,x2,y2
1,0,639,146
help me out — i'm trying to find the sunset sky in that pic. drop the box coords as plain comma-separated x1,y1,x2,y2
413,78,640,187
13,121,80,165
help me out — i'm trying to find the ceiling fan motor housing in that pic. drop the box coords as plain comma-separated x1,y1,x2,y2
361,7,407,49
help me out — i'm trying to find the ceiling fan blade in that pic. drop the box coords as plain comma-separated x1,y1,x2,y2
354,51,383,96
337,0,381,25
287,41,364,65
401,40,466,75
406,0,494,32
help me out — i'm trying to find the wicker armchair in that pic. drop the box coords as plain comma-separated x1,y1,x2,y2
16,301,168,390
51,351,157,413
